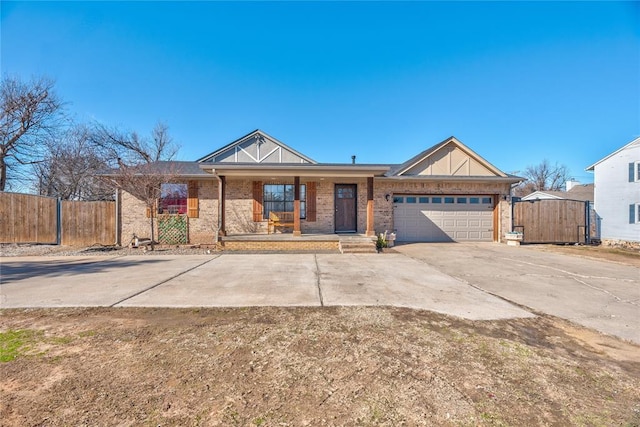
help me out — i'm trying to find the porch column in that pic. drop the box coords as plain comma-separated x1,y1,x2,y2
218,175,226,236
293,176,301,236
366,177,375,237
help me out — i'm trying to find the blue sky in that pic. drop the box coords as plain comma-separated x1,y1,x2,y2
2,1,638,183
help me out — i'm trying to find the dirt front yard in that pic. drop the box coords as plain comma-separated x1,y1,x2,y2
1,307,639,426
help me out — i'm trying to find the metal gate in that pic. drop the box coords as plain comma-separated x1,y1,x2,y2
512,199,590,244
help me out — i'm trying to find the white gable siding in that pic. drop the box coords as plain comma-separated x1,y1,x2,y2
594,141,640,242
204,133,311,164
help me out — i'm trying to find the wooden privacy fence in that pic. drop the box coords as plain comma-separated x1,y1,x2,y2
0,192,116,246
512,199,590,244
0,192,57,244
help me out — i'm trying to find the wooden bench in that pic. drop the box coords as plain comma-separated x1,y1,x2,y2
268,211,295,234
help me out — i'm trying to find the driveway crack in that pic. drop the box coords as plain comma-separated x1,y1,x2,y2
571,276,639,306
314,254,324,307
499,257,636,282
110,256,219,307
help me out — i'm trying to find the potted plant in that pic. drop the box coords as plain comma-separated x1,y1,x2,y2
376,233,388,253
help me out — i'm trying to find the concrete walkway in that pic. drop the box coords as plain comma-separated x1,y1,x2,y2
0,253,531,321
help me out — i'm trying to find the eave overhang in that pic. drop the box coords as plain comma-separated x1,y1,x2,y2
199,163,390,178
377,175,523,184
100,172,217,180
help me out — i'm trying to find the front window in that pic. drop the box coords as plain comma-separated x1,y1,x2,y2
159,183,187,214
263,184,306,219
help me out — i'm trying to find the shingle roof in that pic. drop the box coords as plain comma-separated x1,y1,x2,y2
103,161,210,177
566,184,594,202
522,184,594,202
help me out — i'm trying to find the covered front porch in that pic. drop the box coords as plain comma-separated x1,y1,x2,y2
198,163,389,238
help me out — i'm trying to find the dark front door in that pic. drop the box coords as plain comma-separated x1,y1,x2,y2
335,184,357,232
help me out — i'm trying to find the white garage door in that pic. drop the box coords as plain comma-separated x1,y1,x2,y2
393,195,494,242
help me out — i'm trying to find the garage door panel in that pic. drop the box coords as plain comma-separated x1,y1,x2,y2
394,195,494,242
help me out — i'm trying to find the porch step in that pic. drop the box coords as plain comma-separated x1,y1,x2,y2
338,236,378,254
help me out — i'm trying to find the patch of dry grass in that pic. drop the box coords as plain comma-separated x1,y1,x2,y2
1,307,639,426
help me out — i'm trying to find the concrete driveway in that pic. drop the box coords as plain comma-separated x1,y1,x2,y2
394,243,640,344
1,253,530,321
1,245,638,344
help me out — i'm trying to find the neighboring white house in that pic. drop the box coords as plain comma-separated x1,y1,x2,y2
586,137,640,244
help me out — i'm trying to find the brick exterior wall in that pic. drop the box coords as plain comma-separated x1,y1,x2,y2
119,180,219,245
120,177,514,244
222,239,339,252
189,180,218,244
226,179,264,234
303,179,335,234
120,190,152,245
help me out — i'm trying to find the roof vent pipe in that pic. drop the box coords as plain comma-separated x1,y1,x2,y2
351,155,356,164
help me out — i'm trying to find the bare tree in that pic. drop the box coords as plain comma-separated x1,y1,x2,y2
90,121,179,167
95,122,181,249
33,125,113,200
0,76,64,191
105,162,178,249
513,159,571,197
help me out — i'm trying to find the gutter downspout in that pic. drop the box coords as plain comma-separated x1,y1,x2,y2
214,172,223,244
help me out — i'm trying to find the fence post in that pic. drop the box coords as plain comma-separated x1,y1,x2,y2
115,189,121,246
510,199,515,232
56,198,62,245
585,201,591,244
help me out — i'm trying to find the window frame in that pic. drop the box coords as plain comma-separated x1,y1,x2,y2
263,183,306,220
158,183,188,215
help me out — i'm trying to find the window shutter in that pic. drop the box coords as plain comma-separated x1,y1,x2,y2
306,182,316,222
629,163,635,182
187,180,199,218
630,204,636,224
253,181,263,221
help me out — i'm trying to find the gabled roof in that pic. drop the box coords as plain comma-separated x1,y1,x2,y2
585,136,640,171
521,184,594,202
566,184,594,202
521,190,565,200
387,136,509,178
197,129,317,164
